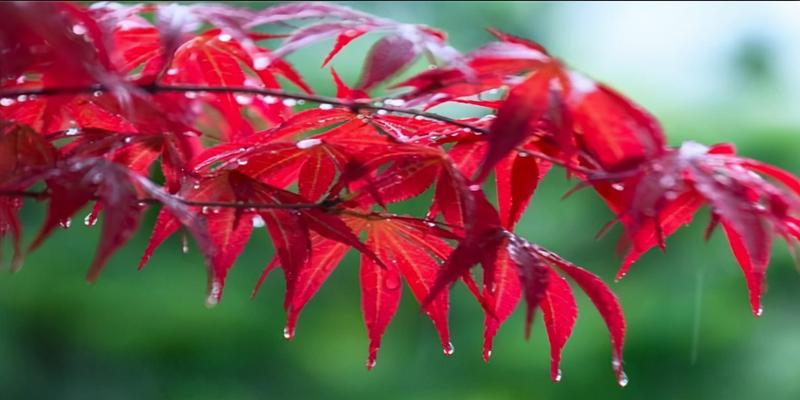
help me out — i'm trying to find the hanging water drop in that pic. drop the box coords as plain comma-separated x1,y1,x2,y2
282,98,297,107
443,341,455,355
59,218,72,229
283,326,294,340
84,213,96,227
235,94,253,105
617,371,629,387
252,215,265,228
554,369,563,382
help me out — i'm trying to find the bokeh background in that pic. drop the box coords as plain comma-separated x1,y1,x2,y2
2,2,800,399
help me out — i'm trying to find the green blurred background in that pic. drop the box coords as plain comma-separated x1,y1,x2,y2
2,2,800,399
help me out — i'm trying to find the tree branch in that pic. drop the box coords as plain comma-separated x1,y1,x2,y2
0,189,325,210
0,83,488,134
0,83,620,177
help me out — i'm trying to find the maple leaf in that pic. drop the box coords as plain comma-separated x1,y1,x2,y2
597,142,800,315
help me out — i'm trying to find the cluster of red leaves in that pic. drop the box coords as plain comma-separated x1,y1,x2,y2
1,2,798,384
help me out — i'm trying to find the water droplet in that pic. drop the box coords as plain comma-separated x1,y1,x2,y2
84,213,96,227
59,218,72,229
617,371,629,387
235,94,253,105
0,98,15,107
659,176,676,188
123,136,132,144
166,68,178,76
16,94,27,102
218,33,232,42
383,275,401,290
376,109,388,115
253,55,271,70
282,98,297,107
252,215,265,228
679,141,709,158
185,91,198,99
263,96,278,104
384,98,405,107
443,341,455,355
611,183,625,191
181,235,189,254
756,306,763,316
318,103,333,110
366,358,376,370
236,158,249,166
283,326,294,340
296,138,321,149
468,184,481,191
554,369,563,382
201,206,210,214
72,24,87,35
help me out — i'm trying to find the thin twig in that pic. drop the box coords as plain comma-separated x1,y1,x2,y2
0,83,489,134
0,189,324,210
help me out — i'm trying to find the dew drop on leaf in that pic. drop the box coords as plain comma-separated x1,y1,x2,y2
253,56,271,71
296,138,321,149
251,215,265,228
383,275,401,290
71,24,87,35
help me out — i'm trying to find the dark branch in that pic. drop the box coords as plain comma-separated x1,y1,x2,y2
0,83,489,134
0,189,324,210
